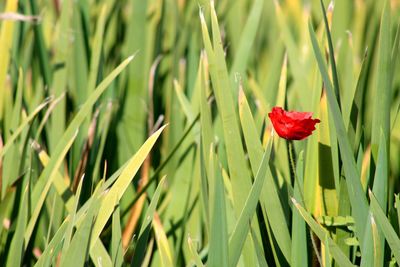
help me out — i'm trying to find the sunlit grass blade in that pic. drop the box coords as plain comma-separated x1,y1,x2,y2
153,213,174,267
90,125,165,248
0,0,18,120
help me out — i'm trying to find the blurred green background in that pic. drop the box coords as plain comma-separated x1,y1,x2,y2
0,0,400,266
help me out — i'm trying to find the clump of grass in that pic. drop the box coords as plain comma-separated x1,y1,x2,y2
0,0,399,266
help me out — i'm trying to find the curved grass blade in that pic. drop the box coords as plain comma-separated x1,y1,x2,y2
90,125,166,248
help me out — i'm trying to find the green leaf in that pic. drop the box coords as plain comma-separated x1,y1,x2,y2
90,125,166,248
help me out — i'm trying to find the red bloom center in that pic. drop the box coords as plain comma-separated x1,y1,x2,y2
268,106,320,140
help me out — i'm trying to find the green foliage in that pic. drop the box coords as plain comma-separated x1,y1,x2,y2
0,0,400,266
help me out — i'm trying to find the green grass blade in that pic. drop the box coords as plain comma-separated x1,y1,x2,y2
250,226,269,267
207,152,229,267
60,195,101,267
319,0,341,107
132,177,166,266
0,0,18,120
200,5,258,264
26,55,134,246
61,174,85,256
0,99,50,159
369,191,400,263
309,20,369,248
6,176,29,267
228,136,273,267
229,0,264,82
24,130,78,247
90,125,166,248
48,0,73,152
111,206,123,267
238,88,291,263
34,220,69,267
291,152,308,267
291,198,355,267
371,0,391,159
30,54,134,208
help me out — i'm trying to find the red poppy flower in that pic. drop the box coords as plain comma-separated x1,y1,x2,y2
268,106,320,140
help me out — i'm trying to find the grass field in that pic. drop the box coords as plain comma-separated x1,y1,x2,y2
0,0,400,266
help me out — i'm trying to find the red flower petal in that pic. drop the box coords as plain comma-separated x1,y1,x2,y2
268,106,320,140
